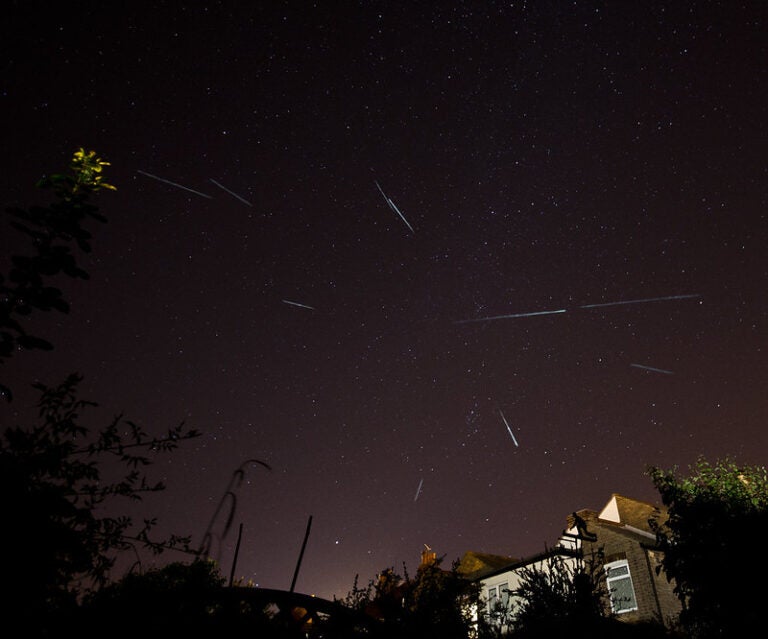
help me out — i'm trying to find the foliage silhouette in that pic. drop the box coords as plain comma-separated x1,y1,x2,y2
649,456,768,639
503,547,611,638
76,559,302,639
1,373,200,636
1,148,115,400
481,545,672,638
0,152,290,637
339,555,480,638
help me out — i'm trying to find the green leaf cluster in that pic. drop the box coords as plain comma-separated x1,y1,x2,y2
648,456,768,638
1,149,114,400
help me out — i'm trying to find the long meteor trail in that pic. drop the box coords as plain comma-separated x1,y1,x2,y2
580,294,700,309
499,410,519,447
137,170,212,199
631,364,674,375
454,294,699,326
282,299,315,310
455,308,566,324
375,181,415,233
209,179,253,207
387,197,415,234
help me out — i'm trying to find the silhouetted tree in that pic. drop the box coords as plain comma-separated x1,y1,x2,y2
0,373,200,636
79,559,226,637
1,152,285,638
506,548,610,638
1,148,114,400
404,556,479,638
340,556,479,638
76,559,300,639
502,547,671,638
649,456,768,639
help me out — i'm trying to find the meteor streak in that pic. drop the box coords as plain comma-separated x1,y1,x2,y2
137,170,212,199
455,309,566,324
282,299,315,310
631,364,674,375
387,197,415,234
374,180,388,201
414,478,424,502
499,410,519,447
374,181,415,233
580,294,700,309
209,179,253,207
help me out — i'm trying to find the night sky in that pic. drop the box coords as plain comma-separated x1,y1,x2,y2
2,1,767,600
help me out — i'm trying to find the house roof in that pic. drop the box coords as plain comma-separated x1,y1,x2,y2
460,547,579,581
457,551,517,579
464,494,669,583
597,493,665,532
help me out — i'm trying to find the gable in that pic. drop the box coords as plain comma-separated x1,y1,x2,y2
599,495,621,523
598,494,662,533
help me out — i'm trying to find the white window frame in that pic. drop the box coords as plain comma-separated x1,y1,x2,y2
604,559,638,614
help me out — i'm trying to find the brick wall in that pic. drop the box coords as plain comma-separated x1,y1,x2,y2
581,517,681,627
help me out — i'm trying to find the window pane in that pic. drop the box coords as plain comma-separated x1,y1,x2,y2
488,586,498,612
605,561,638,614
607,565,628,578
499,582,509,608
610,577,637,612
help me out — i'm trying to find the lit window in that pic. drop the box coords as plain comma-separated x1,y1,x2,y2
605,560,638,613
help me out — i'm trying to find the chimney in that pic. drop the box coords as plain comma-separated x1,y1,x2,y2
420,544,437,568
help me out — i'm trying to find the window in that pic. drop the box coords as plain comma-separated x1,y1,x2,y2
487,586,497,613
486,584,511,627
499,582,509,609
605,560,638,613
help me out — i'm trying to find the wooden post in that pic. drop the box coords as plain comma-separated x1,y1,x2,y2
290,515,313,593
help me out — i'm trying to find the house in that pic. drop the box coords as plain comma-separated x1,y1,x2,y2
459,545,582,632
462,494,682,630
